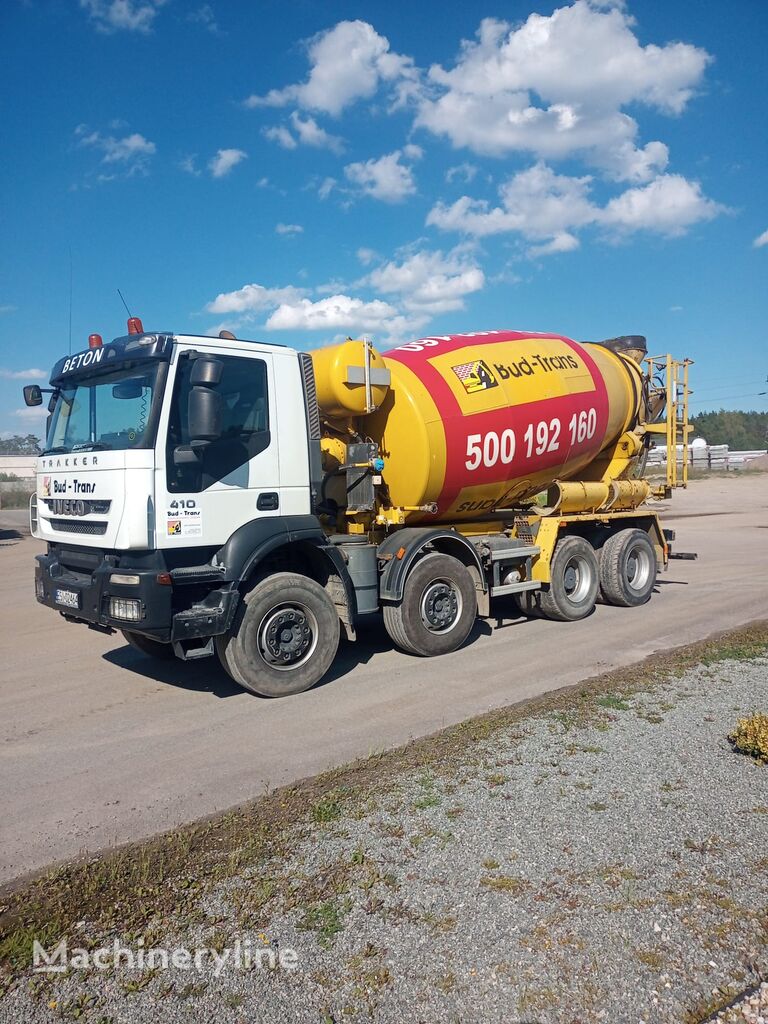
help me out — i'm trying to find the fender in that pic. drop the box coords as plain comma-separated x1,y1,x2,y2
217,514,358,618
378,528,486,602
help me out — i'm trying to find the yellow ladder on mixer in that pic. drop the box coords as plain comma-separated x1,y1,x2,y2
645,354,694,489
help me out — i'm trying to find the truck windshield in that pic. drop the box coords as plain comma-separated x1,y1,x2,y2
44,363,162,454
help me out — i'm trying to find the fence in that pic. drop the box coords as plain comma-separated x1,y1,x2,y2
646,442,767,472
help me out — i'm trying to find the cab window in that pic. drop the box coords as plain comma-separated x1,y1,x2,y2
166,354,270,492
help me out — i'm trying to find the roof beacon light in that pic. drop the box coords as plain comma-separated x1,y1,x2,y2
88,333,103,349
127,316,144,335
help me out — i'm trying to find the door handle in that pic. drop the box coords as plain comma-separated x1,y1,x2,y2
257,492,279,511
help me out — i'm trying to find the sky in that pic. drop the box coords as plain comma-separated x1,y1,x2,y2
1,0,767,441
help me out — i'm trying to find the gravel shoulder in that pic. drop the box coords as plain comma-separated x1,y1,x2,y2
1,624,767,1023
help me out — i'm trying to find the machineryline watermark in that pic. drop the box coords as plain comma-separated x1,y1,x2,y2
32,936,299,978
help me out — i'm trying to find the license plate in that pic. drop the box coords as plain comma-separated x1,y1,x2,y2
55,588,80,609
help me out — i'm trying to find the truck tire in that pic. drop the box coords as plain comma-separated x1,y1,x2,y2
599,528,656,607
537,535,599,622
383,552,477,657
219,573,340,697
121,630,176,659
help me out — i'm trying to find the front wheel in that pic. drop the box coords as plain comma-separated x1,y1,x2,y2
121,630,176,659
217,573,340,697
383,552,477,657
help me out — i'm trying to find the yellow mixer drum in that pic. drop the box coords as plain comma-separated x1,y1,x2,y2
364,330,644,521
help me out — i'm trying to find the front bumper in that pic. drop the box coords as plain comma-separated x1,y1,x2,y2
35,547,174,640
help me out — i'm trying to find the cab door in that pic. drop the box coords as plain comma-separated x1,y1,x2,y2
155,347,281,549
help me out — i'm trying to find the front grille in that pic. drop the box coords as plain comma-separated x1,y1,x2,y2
49,519,108,536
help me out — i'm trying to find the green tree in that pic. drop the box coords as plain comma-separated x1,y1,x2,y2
691,410,768,450
0,433,42,455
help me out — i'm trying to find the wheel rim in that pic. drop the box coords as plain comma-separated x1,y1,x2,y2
257,603,319,671
625,543,653,592
562,555,592,604
419,578,462,634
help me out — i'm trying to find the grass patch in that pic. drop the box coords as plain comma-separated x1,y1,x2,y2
297,897,352,948
479,874,528,894
595,695,631,711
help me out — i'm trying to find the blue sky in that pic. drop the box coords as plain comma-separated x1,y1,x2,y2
1,0,766,440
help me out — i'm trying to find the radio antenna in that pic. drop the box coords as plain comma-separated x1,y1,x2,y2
68,247,73,354
117,288,133,318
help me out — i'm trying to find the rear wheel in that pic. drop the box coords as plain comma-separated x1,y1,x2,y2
599,528,657,607
536,535,599,622
218,573,339,697
383,552,477,657
121,630,176,659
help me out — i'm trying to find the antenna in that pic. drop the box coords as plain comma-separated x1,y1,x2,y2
117,288,132,318
68,247,73,355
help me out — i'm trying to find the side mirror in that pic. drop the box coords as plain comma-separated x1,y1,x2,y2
113,380,144,400
190,357,223,387
23,385,43,407
188,386,223,442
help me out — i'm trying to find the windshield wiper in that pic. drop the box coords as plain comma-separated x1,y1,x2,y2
72,442,113,452
42,446,68,455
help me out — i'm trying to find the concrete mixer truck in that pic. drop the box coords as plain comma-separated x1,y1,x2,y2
23,321,691,697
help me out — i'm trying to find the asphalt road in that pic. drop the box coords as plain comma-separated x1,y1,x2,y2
1,475,766,886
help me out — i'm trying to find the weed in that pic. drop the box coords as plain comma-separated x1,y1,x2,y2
729,713,768,763
297,898,352,948
596,695,631,711
479,875,528,894
635,950,665,971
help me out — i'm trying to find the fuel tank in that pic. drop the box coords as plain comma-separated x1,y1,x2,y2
311,330,645,522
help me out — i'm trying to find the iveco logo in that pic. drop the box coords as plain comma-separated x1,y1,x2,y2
51,498,88,517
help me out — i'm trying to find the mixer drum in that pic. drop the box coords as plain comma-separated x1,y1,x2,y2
366,330,643,522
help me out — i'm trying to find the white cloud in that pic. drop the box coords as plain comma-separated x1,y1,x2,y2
290,112,344,153
356,247,378,266
264,113,344,153
187,4,220,34
264,125,297,150
80,0,167,34
76,126,156,177
427,163,725,252
428,163,595,240
318,177,336,200
365,247,485,313
206,284,307,315
266,295,398,332
344,149,418,203
179,155,201,176
244,20,416,116
208,149,247,178
13,407,48,421
266,295,428,344
753,229,768,249
601,174,725,236
446,163,478,184
0,368,47,380
415,4,710,181
275,223,303,236
527,233,581,258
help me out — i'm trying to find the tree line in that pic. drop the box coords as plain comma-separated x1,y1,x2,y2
690,410,768,451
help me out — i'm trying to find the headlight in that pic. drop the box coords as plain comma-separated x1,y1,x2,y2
108,597,142,621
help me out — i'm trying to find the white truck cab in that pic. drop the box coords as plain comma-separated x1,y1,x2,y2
26,323,358,697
